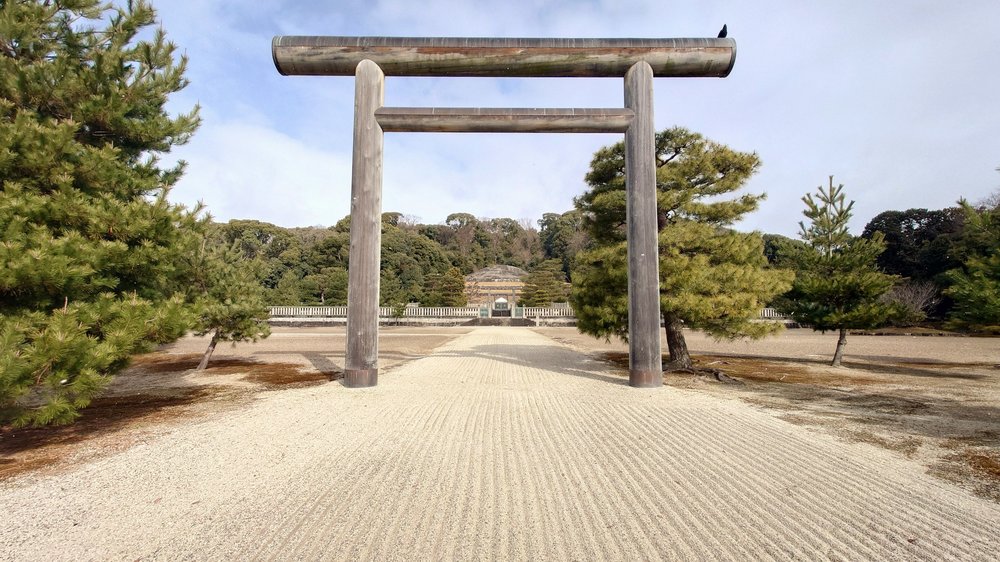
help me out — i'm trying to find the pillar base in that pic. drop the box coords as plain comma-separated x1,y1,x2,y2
343,369,378,388
628,369,662,388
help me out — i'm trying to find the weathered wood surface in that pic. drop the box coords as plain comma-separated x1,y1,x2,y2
623,61,663,387
272,36,736,78
345,60,384,388
375,107,634,133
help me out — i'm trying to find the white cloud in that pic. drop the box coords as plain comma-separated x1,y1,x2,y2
169,118,353,227
382,133,616,224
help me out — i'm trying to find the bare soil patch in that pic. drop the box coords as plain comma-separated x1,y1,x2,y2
0,386,216,480
0,327,469,480
538,327,1000,503
130,353,336,385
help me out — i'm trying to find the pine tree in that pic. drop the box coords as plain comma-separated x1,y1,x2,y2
571,127,793,370
379,268,405,307
190,239,271,370
945,252,1000,334
778,177,899,366
519,260,567,307
301,267,349,305
0,1,202,425
439,267,468,306
422,267,468,307
538,210,590,277
944,201,1000,334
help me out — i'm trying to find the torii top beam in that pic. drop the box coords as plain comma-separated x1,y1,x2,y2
271,36,736,78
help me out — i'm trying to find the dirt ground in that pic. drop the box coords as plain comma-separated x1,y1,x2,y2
2,325,998,505
536,327,1000,502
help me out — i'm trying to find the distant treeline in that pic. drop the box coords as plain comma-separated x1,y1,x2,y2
764,202,997,323
219,196,997,324
214,210,585,307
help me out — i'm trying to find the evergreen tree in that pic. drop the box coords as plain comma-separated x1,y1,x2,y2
538,210,590,277
301,267,348,305
860,208,965,283
778,177,899,366
422,267,468,307
944,253,1000,334
439,267,468,306
381,220,452,303
519,260,568,307
190,240,271,370
944,201,1000,334
571,127,793,370
0,0,201,425
379,268,405,307
268,269,308,306
219,219,303,291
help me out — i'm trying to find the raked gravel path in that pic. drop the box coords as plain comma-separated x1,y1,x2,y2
2,327,999,560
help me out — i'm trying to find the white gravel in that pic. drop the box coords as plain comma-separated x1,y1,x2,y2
2,327,999,560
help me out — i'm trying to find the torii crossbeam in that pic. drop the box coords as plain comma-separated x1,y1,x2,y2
272,36,737,388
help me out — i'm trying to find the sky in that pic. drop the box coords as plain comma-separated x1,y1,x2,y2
152,0,1000,237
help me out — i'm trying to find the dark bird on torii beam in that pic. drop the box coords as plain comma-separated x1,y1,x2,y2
718,24,728,38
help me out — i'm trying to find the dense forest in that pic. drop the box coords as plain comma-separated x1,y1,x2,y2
216,211,559,307
220,186,999,330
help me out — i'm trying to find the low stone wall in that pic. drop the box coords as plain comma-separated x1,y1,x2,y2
269,306,786,328
269,316,475,327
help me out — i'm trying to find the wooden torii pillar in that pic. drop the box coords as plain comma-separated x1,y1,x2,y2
272,36,737,388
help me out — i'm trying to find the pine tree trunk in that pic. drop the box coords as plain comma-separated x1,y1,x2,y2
197,331,219,371
663,313,693,370
831,327,848,367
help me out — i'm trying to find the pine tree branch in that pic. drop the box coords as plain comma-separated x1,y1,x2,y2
0,40,16,59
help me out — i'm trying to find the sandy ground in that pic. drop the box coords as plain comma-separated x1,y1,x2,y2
163,325,478,375
0,326,475,481
538,327,1000,502
2,326,999,560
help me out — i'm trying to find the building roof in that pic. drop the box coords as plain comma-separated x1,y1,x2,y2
464,265,529,282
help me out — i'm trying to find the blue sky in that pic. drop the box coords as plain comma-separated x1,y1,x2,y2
154,0,1000,237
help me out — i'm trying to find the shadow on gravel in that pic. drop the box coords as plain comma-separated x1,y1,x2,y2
433,344,628,386
0,355,335,480
252,351,343,381
694,352,991,381
602,351,1000,503
0,387,215,479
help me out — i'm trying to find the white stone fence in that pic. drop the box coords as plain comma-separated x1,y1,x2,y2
269,305,482,318
395,306,483,317
522,306,575,317
270,305,788,320
759,307,791,320
270,306,349,317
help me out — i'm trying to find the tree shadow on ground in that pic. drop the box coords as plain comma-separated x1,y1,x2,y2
756,384,1000,444
656,353,1000,444
0,387,216,479
252,351,343,380
0,356,331,480
745,381,1000,501
431,343,629,386
699,351,992,381
600,349,1000,501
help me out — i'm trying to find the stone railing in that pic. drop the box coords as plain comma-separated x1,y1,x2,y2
759,307,790,320
270,306,348,317
522,306,575,317
270,305,789,321
269,306,481,318
394,306,482,318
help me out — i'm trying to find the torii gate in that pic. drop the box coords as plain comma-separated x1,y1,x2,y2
272,36,737,388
